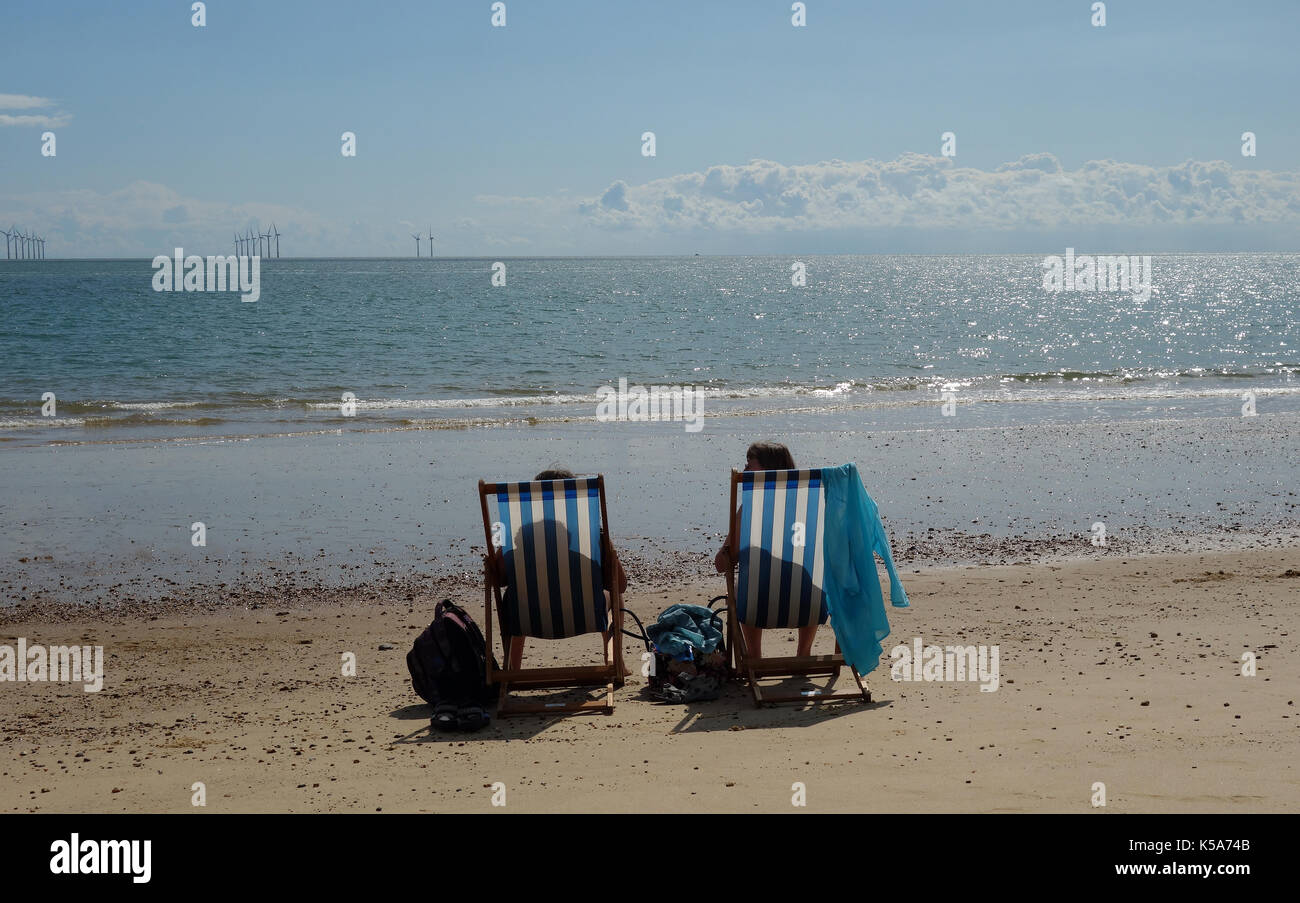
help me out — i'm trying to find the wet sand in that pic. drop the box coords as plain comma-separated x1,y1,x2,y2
4,408,1300,606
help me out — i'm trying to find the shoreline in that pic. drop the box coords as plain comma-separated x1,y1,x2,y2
5,409,1300,607
6,525,1300,623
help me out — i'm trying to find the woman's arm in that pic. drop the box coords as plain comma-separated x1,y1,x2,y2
715,514,739,572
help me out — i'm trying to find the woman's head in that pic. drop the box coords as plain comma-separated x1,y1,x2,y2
534,468,575,480
744,441,795,472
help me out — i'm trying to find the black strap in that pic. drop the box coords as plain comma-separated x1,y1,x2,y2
623,600,730,655
707,596,728,655
621,610,651,651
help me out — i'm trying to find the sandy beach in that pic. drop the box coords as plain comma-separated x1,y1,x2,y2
3,545,1296,814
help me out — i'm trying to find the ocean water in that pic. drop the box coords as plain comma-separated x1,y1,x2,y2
1,254,1298,446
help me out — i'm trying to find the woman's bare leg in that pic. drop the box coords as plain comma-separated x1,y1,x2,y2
507,636,524,671
740,623,762,660
796,624,818,657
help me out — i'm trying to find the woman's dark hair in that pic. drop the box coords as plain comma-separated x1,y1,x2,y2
745,442,795,470
534,468,575,480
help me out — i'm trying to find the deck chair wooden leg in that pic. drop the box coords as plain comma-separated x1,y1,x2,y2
733,619,763,708
605,627,624,691
851,666,872,703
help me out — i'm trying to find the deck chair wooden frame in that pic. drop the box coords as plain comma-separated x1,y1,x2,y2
479,476,625,717
720,468,871,708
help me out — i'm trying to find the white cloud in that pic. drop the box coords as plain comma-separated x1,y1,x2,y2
560,154,1300,232
0,113,72,128
5,154,1299,256
0,92,71,127
457,153,1300,252
0,93,55,109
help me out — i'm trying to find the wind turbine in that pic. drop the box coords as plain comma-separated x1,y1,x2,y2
271,222,280,258
262,227,272,258
16,228,26,260
0,227,10,260
412,232,422,257
427,227,436,258
248,228,257,257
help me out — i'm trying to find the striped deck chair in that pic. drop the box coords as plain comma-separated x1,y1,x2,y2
478,475,626,716
720,468,872,707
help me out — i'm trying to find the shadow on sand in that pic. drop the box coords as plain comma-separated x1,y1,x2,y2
388,671,890,743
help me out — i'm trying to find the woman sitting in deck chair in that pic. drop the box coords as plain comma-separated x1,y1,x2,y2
486,465,631,712
714,443,910,707
714,442,816,659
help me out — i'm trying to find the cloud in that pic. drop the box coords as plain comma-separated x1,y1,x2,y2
0,181,328,257
456,153,1300,251
0,92,71,127
599,181,629,211
6,154,1300,256
0,94,54,109
0,113,72,128
561,154,1300,232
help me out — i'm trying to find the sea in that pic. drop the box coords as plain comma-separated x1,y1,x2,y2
3,254,1298,447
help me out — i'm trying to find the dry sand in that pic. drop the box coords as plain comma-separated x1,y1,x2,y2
3,547,1297,813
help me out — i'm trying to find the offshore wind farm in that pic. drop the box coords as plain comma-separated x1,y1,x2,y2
1,226,46,259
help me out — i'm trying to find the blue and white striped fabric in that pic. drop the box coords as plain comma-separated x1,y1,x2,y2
491,478,607,640
736,469,827,628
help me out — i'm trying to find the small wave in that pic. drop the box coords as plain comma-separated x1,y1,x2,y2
82,415,228,428
0,417,86,431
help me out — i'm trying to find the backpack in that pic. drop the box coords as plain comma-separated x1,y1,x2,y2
407,600,497,707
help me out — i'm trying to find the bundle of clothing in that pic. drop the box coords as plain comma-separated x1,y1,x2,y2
645,603,728,703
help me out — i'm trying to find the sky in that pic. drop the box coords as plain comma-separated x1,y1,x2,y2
2,0,1299,257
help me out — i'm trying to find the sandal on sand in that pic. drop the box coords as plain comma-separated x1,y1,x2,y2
432,702,459,731
456,704,489,732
